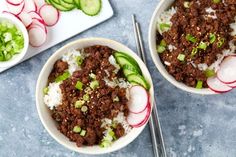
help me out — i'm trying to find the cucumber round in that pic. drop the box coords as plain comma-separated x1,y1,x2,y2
74,0,81,9
50,0,73,11
114,51,140,70
80,0,101,16
127,74,150,90
115,56,142,74
59,0,76,10
62,0,74,4
123,64,139,76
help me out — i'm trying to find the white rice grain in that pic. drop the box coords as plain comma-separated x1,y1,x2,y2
44,82,62,110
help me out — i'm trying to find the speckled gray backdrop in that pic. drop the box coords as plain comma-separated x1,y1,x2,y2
0,0,236,157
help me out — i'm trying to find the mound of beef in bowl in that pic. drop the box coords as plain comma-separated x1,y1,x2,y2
149,0,236,94
36,38,154,154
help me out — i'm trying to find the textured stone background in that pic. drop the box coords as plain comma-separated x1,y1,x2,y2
0,0,236,157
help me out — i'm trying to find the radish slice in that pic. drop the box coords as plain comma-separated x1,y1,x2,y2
128,86,149,113
228,82,236,88
28,11,42,21
30,19,47,33
18,11,33,27
6,0,24,6
23,0,37,12
33,0,45,10
207,77,232,93
127,105,151,127
217,56,236,84
39,4,60,26
2,11,20,19
6,1,25,15
28,26,47,47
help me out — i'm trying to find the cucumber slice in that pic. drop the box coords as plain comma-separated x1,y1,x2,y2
114,51,140,69
59,0,76,10
74,0,81,9
123,64,139,76
80,0,101,16
50,0,74,11
45,0,51,4
115,56,142,74
62,0,74,4
127,74,150,90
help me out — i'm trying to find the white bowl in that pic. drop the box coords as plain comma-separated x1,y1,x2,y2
36,38,154,154
0,13,29,68
148,0,215,95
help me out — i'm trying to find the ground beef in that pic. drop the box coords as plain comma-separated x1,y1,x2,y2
48,60,68,83
50,46,129,147
158,0,236,87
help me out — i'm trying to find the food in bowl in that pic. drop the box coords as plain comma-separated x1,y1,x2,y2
155,0,236,92
0,20,24,61
43,45,151,148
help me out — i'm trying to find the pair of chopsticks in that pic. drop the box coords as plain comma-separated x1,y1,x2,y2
132,14,167,157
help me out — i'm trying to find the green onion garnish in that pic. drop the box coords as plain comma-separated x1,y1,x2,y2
213,0,221,3
198,41,208,50
81,106,88,112
55,71,70,83
76,56,83,66
204,69,216,78
177,53,186,61
99,140,111,148
159,23,171,32
160,39,167,47
186,34,197,43
73,126,81,133
89,73,96,80
157,45,166,53
209,33,216,44
217,38,225,48
196,80,203,89
75,100,85,108
184,1,190,8
80,130,86,136
191,47,198,57
90,80,99,89
75,80,83,90
43,87,49,95
83,94,90,101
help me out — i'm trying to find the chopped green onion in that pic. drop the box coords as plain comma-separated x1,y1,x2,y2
76,56,83,66
209,33,216,44
204,69,216,78
75,80,83,90
177,53,186,61
90,80,99,89
43,87,49,95
217,38,225,48
198,41,208,50
184,1,190,8
83,94,90,101
81,105,88,112
89,73,96,80
113,96,119,102
75,100,85,108
213,0,221,3
160,39,167,47
186,34,197,43
191,47,198,57
196,80,203,89
55,71,70,83
73,126,81,133
159,23,171,32
80,130,86,136
108,130,117,140
157,45,166,53
99,140,111,148
112,121,118,128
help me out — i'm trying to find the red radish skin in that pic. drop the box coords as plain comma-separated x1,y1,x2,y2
128,85,149,114
29,19,47,33
6,0,24,6
127,105,150,127
227,82,236,88
28,11,43,21
207,77,232,93
2,11,21,20
28,26,47,47
132,103,151,128
23,0,37,13
6,1,25,15
39,4,60,26
217,56,236,84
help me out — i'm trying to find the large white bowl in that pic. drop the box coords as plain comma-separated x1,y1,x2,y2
0,13,29,68
148,0,215,95
36,38,154,154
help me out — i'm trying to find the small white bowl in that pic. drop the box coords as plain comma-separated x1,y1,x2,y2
0,13,29,68
148,0,215,95
36,38,154,154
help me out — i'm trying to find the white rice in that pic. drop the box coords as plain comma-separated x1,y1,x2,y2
157,7,177,34
103,77,131,89
108,55,120,74
168,44,177,52
62,49,83,75
230,16,236,36
43,82,62,110
113,112,132,134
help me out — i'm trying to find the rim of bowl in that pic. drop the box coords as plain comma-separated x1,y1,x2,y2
148,0,216,95
36,37,154,154
0,13,29,68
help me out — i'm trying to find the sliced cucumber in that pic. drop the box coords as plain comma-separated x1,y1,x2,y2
115,56,142,74
62,0,74,4
50,0,75,11
74,0,81,9
123,64,139,76
127,74,150,90
80,0,101,16
45,0,51,4
59,0,76,10
130,81,140,86
114,51,140,70
51,0,61,4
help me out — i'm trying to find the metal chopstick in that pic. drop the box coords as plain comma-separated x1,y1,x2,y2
132,14,167,157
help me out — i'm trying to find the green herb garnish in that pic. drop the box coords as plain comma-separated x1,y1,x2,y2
75,80,83,90
217,38,225,48
177,53,186,61
73,126,81,133
159,23,171,32
43,87,49,95
204,69,216,78
186,34,197,43
196,80,203,89
80,130,86,136
75,100,85,108
90,80,99,89
209,33,216,44
55,71,70,83
191,47,198,57
76,56,83,66
198,41,208,50
213,0,221,3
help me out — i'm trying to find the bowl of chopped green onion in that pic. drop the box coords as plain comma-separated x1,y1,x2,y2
0,13,29,67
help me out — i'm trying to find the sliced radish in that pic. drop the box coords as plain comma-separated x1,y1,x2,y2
17,11,33,27
207,77,232,93
30,19,47,33
28,11,43,21
128,86,149,114
39,4,60,26
6,1,25,15
6,0,24,6
2,11,20,19
28,26,47,47
33,0,45,11
227,82,236,88
217,56,236,84
23,0,37,12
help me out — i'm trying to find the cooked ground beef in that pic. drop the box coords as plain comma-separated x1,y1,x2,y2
158,0,236,87
50,46,129,147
